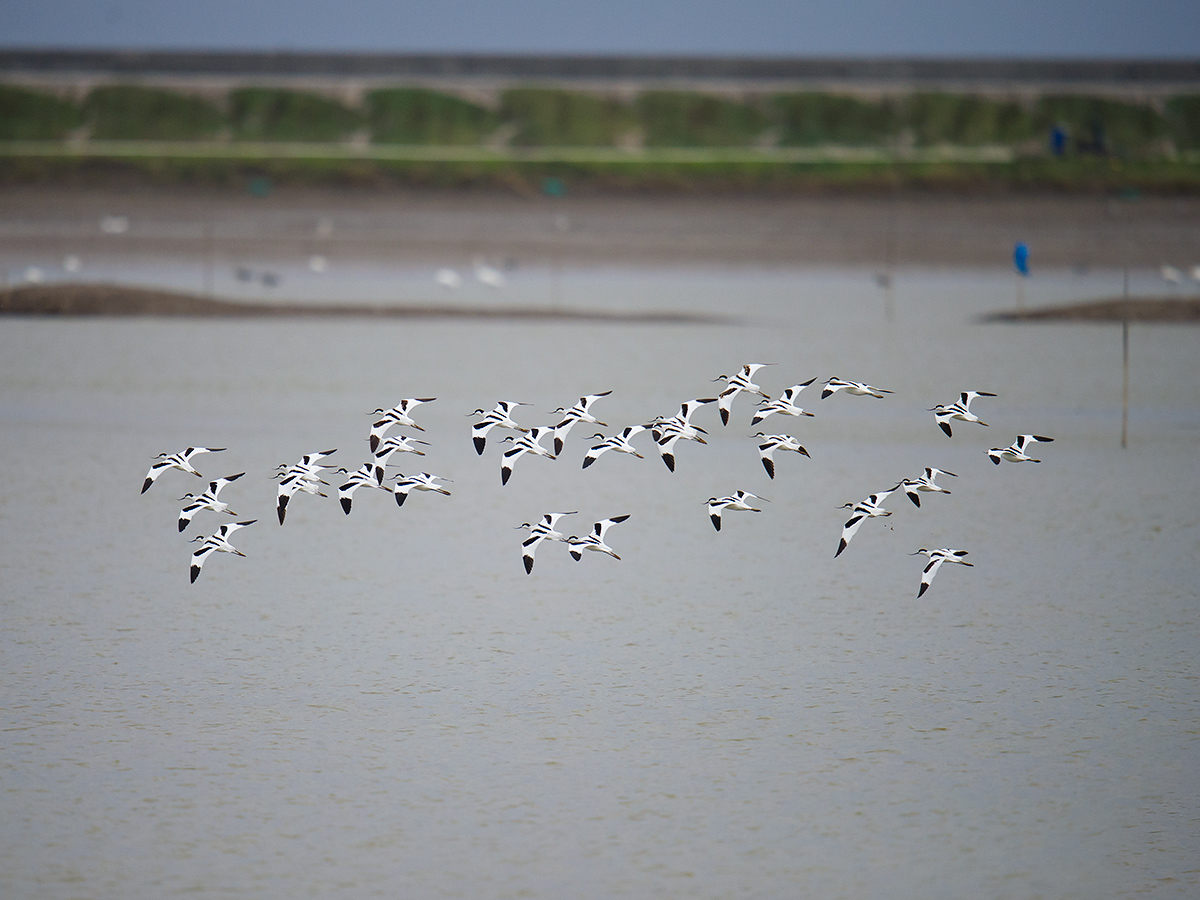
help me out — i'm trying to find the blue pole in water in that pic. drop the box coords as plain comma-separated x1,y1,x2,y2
1013,242,1029,309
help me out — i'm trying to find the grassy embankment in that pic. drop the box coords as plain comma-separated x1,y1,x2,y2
2,84,1198,192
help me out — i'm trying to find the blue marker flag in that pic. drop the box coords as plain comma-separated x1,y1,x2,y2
1014,242,1030,276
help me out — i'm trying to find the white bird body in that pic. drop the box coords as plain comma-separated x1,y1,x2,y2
987,434,1054,465
142,446,225,493
372,435,429,482
648,399,714,471
567,515,630,561
821,378,892,400
368,398,436,449
930,391,996,437
189,520,255,583
753,433,810,479
392,472,452,506
835,488,896,557
911,548,973,597
435,268,462,289
714,364,774,425
336,464,390,514
895,467,957,508
706,490,767,531
177,472,245,531
499,428,557,485
582,426,647,468
470,401,531,455
274,451,337,524
551,391,611,455
751,379,817,426
517,511,578,573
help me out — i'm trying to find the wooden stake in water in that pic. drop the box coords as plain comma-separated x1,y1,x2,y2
1121,266,1130,449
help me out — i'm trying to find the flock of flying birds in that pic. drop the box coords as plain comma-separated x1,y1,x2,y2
141,364,1053,593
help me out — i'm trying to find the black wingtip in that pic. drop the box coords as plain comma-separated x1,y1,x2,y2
190,566,200,584
581,456,594,469
554,438,564,456
762,458,775,479
141,478,152,493
821,389,833,399
340,497,352,515
178,519,187,532
917,583,928,598
662,454,675,472
394,490,407,507
501,467,511,486
909,494,921,508
523,556,534,574
473,436,486,455
711,514,722,531
835,539,847,558
719,408,730,426
939,421,953,438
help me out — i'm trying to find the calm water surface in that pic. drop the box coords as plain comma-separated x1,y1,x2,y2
1,268,1198,898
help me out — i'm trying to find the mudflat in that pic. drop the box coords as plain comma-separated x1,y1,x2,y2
3,185,1199,269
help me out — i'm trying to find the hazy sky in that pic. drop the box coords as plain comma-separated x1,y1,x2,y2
3,0,1199,57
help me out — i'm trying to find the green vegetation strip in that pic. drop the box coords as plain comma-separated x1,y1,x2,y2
0,139,1021,164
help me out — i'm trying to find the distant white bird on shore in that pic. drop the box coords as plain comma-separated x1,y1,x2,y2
142,447,226,494
751,379,817,426
714,364,775,425
753,433,810,479
177,473,245,531
821,378,892,400
474,260,505,288
567,515,630,561
435,268,462,289
835,488,896,557
189,520,255,583
931,391,996,437
987,434,1054,465
911,548,973,597
706,491,767,531
1161,264,1183,285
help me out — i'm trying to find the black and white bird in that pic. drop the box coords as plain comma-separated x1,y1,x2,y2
189,520,255,583
835,488,896,557
567,515,630,561
336,464,391,514
895,467,957,508
714,364,774,426
517,511,577,573
751,379,817,426
274,450,337,524
391,472,452,506
368,398,436,450
821,378,892,400
469,401,531,455
550,391,612,455
499,428,557,485
911,548,973,597
706,491,767,531
141,446,225,494
987,434,1054,465
581,426,647,468
177,472,245,532
930,391,996,438
753,433,810,479
372,434,429,483
648,399,715,471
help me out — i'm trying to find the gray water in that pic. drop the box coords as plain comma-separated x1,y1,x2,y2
2,268,1198,898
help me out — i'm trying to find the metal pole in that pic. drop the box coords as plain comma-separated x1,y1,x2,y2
1121,265,1130,449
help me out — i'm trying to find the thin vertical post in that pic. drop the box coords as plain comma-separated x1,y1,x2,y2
1121,266,1130,449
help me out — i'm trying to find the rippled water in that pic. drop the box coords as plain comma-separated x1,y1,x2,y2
2,268,1198,898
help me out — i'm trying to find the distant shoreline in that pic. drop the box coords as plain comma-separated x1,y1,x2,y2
0,282,737,325
4,283,1198,324
981,297,1200,323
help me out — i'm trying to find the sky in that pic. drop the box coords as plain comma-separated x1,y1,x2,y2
2,0,1199,58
